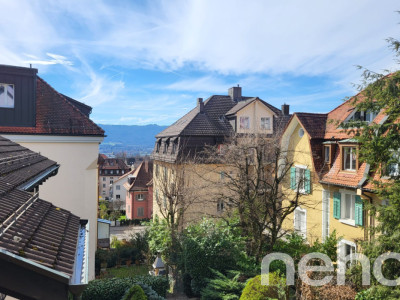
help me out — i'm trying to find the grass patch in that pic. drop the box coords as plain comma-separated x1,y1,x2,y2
107,265,149,278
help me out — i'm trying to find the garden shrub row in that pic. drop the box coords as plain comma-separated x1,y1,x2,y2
82,277,166,300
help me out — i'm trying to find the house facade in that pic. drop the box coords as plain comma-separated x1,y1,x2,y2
124,160,153,219
0,64,104,280
152,86,291,224
98,154,130,205
281,97,385,261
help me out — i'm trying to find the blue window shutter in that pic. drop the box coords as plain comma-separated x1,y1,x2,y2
305,169,311,194
333,192,341,219
290,167,296,190
355,196,363,226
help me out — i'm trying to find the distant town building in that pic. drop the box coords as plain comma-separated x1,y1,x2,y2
98,154,130,201
0,64,104,280
125,160,153,219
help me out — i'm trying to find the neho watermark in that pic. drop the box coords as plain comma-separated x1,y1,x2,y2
261,252,400,286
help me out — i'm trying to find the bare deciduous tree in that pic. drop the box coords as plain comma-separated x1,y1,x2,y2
200,132,314,262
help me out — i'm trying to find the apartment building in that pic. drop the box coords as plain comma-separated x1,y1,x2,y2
98,154,130,203
152,86,291,223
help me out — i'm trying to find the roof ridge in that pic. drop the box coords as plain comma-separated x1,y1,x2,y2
37,76,105,136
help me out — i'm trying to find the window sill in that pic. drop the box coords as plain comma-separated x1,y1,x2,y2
340,169,357,173
339,219,356,227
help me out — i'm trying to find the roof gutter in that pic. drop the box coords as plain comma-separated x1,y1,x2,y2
69,220,89,296
18,164,60,191
0,249,70,284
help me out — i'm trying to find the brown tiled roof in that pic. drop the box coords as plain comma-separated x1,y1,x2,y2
128,161,153,191
295,113,328,139
0,136,82,277
0,77,104,136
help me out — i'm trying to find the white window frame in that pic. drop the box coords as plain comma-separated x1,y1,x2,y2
343,146,357,171
338,239,357,271
322,189,330,240
260,117,271,130
324,146,330,163
294,207,307,238
137,194,144,201
239,116,250,129
0,83,14,108
339,189,356,226
116,194,120,199
295,164,307,194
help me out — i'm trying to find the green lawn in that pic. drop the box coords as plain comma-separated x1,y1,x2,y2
107,264,150,278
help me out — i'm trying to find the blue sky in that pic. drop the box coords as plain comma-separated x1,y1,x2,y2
0,0,399,125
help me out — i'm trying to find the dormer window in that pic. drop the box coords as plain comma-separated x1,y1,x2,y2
387,150,400,177
156,139,161,153
163,138,170,154
324,146,331,163
260,117,271,130
0,83,14,108
239,116,250,129
342,146,357,171
348,110,378,123
171,138,178,154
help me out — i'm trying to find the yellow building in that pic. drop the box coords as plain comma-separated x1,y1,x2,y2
281,99,385,260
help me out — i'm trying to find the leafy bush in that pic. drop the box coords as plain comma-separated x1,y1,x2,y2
133,275,169,297
82,277,132,300
200,270,245,300
239,273,286,300
82,278,165,300
130,232,149,262
355,286,400,300
312,230,341,262
121,285,147,300
180,218,248,296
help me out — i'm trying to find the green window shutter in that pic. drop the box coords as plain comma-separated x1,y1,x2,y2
305,169,311,194
333,192,341,219
355,196,363,226
290,167,296,190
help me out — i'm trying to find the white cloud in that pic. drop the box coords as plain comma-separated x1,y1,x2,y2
24,53,73,66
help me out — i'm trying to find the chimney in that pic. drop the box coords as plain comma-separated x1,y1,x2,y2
281,103,290,115
197,98,204,113
228,85,242,101
145,160,149,173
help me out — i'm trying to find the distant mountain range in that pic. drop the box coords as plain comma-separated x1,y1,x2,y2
99,124,168,155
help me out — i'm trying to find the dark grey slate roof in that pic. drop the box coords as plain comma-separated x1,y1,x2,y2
0,136,84,277
156,95,277,138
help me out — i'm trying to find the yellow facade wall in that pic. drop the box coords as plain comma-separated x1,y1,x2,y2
152,160,231,225
282,120,378,246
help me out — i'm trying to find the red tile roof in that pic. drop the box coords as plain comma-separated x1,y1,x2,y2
320,146,367,189
0,77,104,136
128,161,153,191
